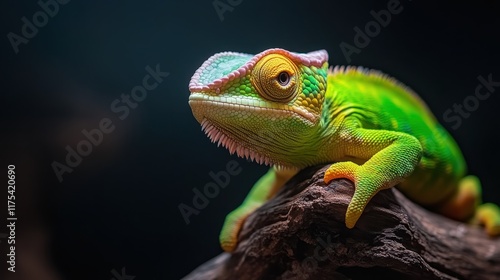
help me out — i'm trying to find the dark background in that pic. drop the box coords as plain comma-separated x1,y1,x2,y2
1,0,499,279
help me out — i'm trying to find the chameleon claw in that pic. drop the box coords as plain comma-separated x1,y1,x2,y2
323,161,359,183
472,203,500,237
345,184,377,228
324,162,383,229
219,201,261,252
219,211,244,252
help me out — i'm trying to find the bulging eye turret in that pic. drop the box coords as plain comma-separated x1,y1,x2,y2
251,54,300,103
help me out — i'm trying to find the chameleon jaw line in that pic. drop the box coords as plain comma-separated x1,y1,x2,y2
189,93,317,123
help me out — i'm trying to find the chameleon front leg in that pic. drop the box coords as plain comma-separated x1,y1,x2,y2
324,119,423,228
220,166,298,252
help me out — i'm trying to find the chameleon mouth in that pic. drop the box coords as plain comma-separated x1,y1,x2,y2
188,93,316,123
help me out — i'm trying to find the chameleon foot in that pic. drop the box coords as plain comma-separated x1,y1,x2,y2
472,203,500,237
324,162,389,229
437,175,500,237
219,201,261,252
438,175,481,221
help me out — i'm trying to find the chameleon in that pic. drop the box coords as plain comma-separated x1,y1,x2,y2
188,48,500,252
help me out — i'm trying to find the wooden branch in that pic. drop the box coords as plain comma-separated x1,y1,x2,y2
182,165,500,280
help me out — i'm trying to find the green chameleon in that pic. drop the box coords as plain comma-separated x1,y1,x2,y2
188,48,500,252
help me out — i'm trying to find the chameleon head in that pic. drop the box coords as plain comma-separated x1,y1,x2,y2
188,48,329,167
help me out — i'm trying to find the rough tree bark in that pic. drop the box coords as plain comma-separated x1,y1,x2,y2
182,165,500,280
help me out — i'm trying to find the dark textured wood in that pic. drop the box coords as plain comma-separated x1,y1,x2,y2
182,165,500,280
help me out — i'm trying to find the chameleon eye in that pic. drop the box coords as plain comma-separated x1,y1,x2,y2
251,54,300,103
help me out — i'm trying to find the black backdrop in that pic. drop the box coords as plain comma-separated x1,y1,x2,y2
1,1,499,279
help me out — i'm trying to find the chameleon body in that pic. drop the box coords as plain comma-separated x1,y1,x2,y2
188,48,500,252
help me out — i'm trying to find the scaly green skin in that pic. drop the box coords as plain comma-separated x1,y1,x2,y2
188,48,500,252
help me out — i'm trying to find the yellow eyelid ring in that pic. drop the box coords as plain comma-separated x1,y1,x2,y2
251,54,300,103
